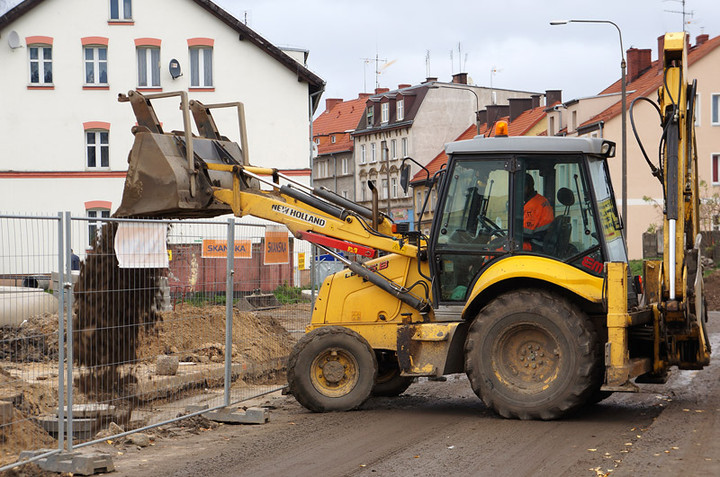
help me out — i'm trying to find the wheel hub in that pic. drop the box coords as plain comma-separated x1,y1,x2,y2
321,360,346,383
494,324,560,392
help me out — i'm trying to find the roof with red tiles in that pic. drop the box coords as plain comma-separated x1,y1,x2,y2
582,34,720,127
313,96,368,155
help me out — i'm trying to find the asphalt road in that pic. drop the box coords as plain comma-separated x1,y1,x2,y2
102,313,720,477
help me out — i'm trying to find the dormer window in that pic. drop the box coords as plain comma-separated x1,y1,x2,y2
397,99,404,121
381,103,389,123
331,135,336,143
366,106,374,127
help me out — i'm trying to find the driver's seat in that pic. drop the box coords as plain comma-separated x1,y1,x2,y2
542,188,574,258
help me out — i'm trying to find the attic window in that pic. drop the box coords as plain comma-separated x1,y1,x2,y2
110,0,132,21
397,99,404,121
331,135,336,143
381,103,389,123
366,106,374,127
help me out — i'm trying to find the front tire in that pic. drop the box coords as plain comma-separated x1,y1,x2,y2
464,289,598,420
288,326,377,412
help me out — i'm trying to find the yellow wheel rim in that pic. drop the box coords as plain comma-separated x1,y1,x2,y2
310,348,359,397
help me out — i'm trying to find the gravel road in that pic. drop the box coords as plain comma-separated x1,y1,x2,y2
99,313,720,477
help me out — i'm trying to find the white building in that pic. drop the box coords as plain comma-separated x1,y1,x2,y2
0,0,324,230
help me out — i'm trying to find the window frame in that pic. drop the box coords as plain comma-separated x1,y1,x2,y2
137,46,161,88
189,46,213,88
341,157,349,175
366,106,374,127
109,0,132,21
371,143,377,163
391,139,397,159
87,208,111,246
84,46,108,86
381,103,389,123
712,153,720,185
401,137,408,158
397,99,404,121
28,44,53,86
711,93,720,126
360,144,366,164
85,129,110,169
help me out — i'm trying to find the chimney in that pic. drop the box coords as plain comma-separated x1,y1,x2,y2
486,104,510,127
423,77,438,84
398,84,412,89
531,94,542,109
476,109,487,125
696,33,709,46
452,72,468,85
627,48,652,82
546,89,562,107
375,87,389,95
508,97,533,122
325,98,342,113
358,93,372,100
657,35,665,70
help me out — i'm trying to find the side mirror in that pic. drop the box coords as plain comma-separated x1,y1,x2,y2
400,163,411,194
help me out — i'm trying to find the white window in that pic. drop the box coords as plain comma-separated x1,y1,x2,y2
331,135,336,143
341,157,348,175
29,45,52,85
86,130,109,168
713,154,720,185
401,138,408,157
381,103,389,123
391,139,397,159
416,190,423,210
381,141,388,162
695,93,701,127
371,143,377,163
190,47,213,87
366,106,374,127
391,177,397,198
317,160,327,178
397,99,404,121
711,94,719,125
87,209,110,246
110,0,132,20
382,179,388,200
137,47,160,87
361,181,367,201
84,47,108,85
360,144,366,164
342,190,349,199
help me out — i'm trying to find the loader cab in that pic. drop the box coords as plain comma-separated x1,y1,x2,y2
428,136,625,304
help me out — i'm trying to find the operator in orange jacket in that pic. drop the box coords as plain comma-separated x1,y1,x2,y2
523,173,554,250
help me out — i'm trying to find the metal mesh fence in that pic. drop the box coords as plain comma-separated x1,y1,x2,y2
0,214,313,469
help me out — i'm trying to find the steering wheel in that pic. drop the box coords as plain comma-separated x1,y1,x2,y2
478,215,506,236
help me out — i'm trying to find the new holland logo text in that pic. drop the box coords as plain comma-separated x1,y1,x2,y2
271,204,326,227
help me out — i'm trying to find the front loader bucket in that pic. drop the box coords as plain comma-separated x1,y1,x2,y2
115,131,238,219
114,90,254,219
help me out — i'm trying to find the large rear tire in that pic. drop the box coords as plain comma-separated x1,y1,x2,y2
372,351,414,397
464,289,598,420
288,326,377,412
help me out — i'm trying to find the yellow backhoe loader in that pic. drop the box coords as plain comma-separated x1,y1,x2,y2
115,32,709,419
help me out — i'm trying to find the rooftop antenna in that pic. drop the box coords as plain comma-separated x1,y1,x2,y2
449,49,454,74
664,0,695,32
425,50,431,77
490,66,502,104
361,54,388,91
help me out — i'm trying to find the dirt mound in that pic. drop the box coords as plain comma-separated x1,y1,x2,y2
0,313,59,363
704,268,720,311
137,305,296,364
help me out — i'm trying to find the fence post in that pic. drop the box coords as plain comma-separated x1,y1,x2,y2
224,217,235,407
64,212,74,451
56,213,66,451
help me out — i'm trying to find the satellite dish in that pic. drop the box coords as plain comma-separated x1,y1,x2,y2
169,59,182,79
8,31,22,49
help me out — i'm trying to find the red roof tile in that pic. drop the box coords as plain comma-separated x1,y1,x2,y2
313,96,367,155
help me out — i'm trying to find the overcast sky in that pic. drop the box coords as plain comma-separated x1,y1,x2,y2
215,0,720,108
2,0,718,108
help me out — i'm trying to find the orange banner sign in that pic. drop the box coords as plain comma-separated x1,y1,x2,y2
264,227,289,265
201,239,252,259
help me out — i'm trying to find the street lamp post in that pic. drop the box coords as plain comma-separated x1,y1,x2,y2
550,19,627,234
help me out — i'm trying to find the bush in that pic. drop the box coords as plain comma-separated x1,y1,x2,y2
273,282,308,304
